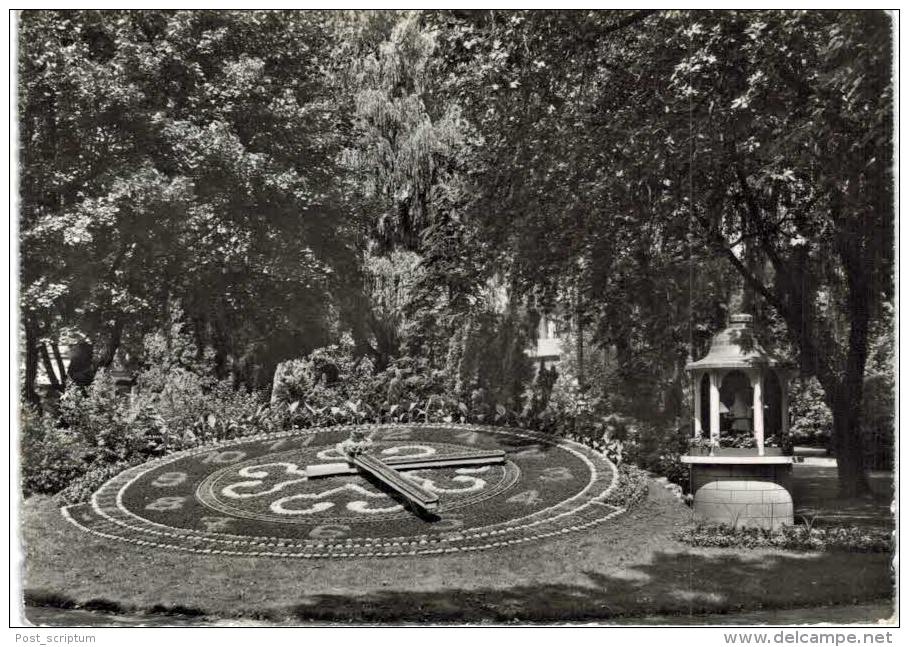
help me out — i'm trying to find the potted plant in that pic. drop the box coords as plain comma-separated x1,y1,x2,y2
687,436,710,456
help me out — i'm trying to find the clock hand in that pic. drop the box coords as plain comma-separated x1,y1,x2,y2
351,453,440,512
303,428,507,515
303,449,506,478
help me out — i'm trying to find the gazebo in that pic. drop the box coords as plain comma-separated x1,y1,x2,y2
681,313,799,529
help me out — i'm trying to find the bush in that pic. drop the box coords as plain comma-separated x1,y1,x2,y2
21,361,271,500
789,377,832,448
20,406,91,496
604,464,650,509
271,334,375,408
862,313,894,470
20,317,689,502
619,419,689,487
56,459,140,506
368,356,447,406
675,522,892,553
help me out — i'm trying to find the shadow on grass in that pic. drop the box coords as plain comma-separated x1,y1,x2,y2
285,550,894,624
792,466,895,529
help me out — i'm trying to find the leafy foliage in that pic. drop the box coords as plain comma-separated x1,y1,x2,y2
19,10,359,393
604,464,651,510
675,522,893,553
425,9,894,495
789,377,833,447
20,406,90,495
18,10,893,499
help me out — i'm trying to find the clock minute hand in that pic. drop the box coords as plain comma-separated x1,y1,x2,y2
351,453,440,512
303,449,506,478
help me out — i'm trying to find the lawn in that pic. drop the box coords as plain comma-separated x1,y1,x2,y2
21,474,895,624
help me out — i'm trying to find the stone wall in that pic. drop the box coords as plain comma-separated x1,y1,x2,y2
691,463,794,530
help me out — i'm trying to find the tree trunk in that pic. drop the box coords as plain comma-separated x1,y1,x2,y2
825,237,874,498
829,384,870,497
51,342,67,388
23,321,40,405
38,342,62,391
93,319,124,370
574,285,585,388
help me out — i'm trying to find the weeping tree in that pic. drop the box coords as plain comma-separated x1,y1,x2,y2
333,12,503,384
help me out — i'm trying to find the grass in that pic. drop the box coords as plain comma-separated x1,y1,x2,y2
20,479,895,624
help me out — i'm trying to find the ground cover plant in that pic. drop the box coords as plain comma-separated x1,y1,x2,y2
675,522,893,553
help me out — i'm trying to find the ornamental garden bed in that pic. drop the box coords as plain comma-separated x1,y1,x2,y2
21,428,894,625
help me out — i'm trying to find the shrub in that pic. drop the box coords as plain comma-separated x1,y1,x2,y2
789,377,832,448
20,406,90,496
862,314,894,470
21,364,270,500
604,464,650,509
674,522,892,553
368,356,446,406
618,418,689,487
455,311,534,408
56,459,140,506
271,334,375,407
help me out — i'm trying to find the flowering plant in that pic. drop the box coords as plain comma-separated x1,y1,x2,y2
687,436,717,455
336,428,374,458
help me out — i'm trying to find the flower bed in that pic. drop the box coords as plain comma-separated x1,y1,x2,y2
674,522,893,553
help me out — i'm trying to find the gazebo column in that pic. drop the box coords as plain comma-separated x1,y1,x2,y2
750,371,765,456
693,373,703,438
708,372,720,446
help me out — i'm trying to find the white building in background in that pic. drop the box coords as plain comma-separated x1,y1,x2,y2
485,272,566,371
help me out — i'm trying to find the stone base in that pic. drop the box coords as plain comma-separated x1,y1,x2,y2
687,461,794,530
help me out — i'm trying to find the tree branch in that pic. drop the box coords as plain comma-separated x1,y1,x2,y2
603,10,660,35
733,164,787,274
691,207,785,314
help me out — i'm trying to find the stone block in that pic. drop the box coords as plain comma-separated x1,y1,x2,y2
728,490,765,503
695,488,737,503
695,502,738,524
742,479,764,490
772,502,794,519
715,480,752,491
689,461,796,531
745,503,774,518
762,489,793,504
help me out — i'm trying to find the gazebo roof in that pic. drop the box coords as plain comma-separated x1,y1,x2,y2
686,314,786,371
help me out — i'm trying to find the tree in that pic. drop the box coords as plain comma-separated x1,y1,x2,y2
433,9,893,495
19,10,361,393
424,10,736,424
653,10,893,495
332,11,498,379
